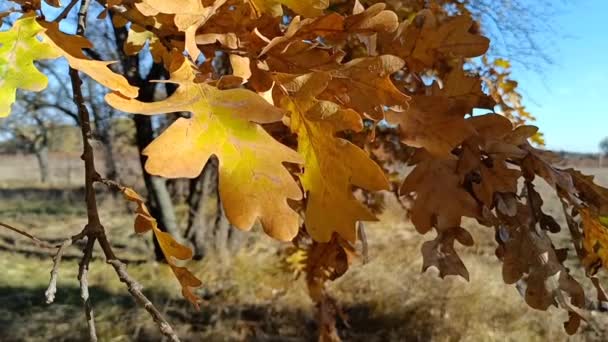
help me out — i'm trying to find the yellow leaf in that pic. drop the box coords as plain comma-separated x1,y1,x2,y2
155,230,193,260
107,58,303,241
0,14,60,117
494,58,511,69
38,21,139,98
280,72,389,242
581,209,608,272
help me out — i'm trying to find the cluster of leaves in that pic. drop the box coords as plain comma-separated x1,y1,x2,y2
2,0,608,339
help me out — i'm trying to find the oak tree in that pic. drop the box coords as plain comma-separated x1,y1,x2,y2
0,1,607,341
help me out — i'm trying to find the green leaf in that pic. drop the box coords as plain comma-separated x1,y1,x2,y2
0,14,60,117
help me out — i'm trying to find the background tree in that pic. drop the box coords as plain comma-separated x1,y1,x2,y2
600,137,608,167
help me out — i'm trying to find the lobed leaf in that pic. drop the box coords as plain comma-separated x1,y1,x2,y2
279,72,390,242
0,14,59,117
107,57,303,241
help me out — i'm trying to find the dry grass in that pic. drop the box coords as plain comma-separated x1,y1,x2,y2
0,168,608,341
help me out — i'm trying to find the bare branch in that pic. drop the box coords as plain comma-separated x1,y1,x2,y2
45,238,73,304
107,259,181,342
79,237,98,342
0,221,57,249
52,0,80,23
63,1,181,340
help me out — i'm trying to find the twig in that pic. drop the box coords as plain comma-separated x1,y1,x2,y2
52,0,80,22
79,237,98,342
357,222,369,264
0,221,58,249
65,1,181,340
45,238,73,304
107,259,181,342
97,177,125,192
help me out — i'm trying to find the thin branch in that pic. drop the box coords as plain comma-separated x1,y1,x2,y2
45,238,73,304
0,221,57,249
107,259,181,342
79,237,98,342
53,0,80,23
65,1,181,340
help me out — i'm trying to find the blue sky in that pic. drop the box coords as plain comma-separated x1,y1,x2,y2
510,0,607,153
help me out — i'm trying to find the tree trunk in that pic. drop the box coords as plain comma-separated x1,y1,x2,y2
102,137,119,181
35,145,50,183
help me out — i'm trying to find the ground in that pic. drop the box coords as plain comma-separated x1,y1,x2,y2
1,155,608,341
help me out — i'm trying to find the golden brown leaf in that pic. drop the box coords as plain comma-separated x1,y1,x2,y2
107,58,303,241
401,157,479,233
38,21,138,98
121,187,202,308
322,55,409,120
382,11,489,71
279,72,390,242
422,227,473,280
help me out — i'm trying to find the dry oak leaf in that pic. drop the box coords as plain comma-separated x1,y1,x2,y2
387,96,474,157
135,0,228,59
38,20,139,98
473,159,520,207
321,55,409,120
422,227,474,280
280,72,389,242
401,158,479,233
387,68,492,157
249,0,328,17
106,58,303,241
347,2,398,34
466,113,527,158
260,13,344,56
121,187,203,308
566,169,608,216
0,15,59,117
521,148,576,199
344,2,399,55
305,235,355,301
265,41,344,74
382,11,489,71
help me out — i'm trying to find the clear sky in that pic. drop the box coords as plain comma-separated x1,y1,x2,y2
510,0,607,153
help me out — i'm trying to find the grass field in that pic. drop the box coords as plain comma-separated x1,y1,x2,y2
1,159,608,341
